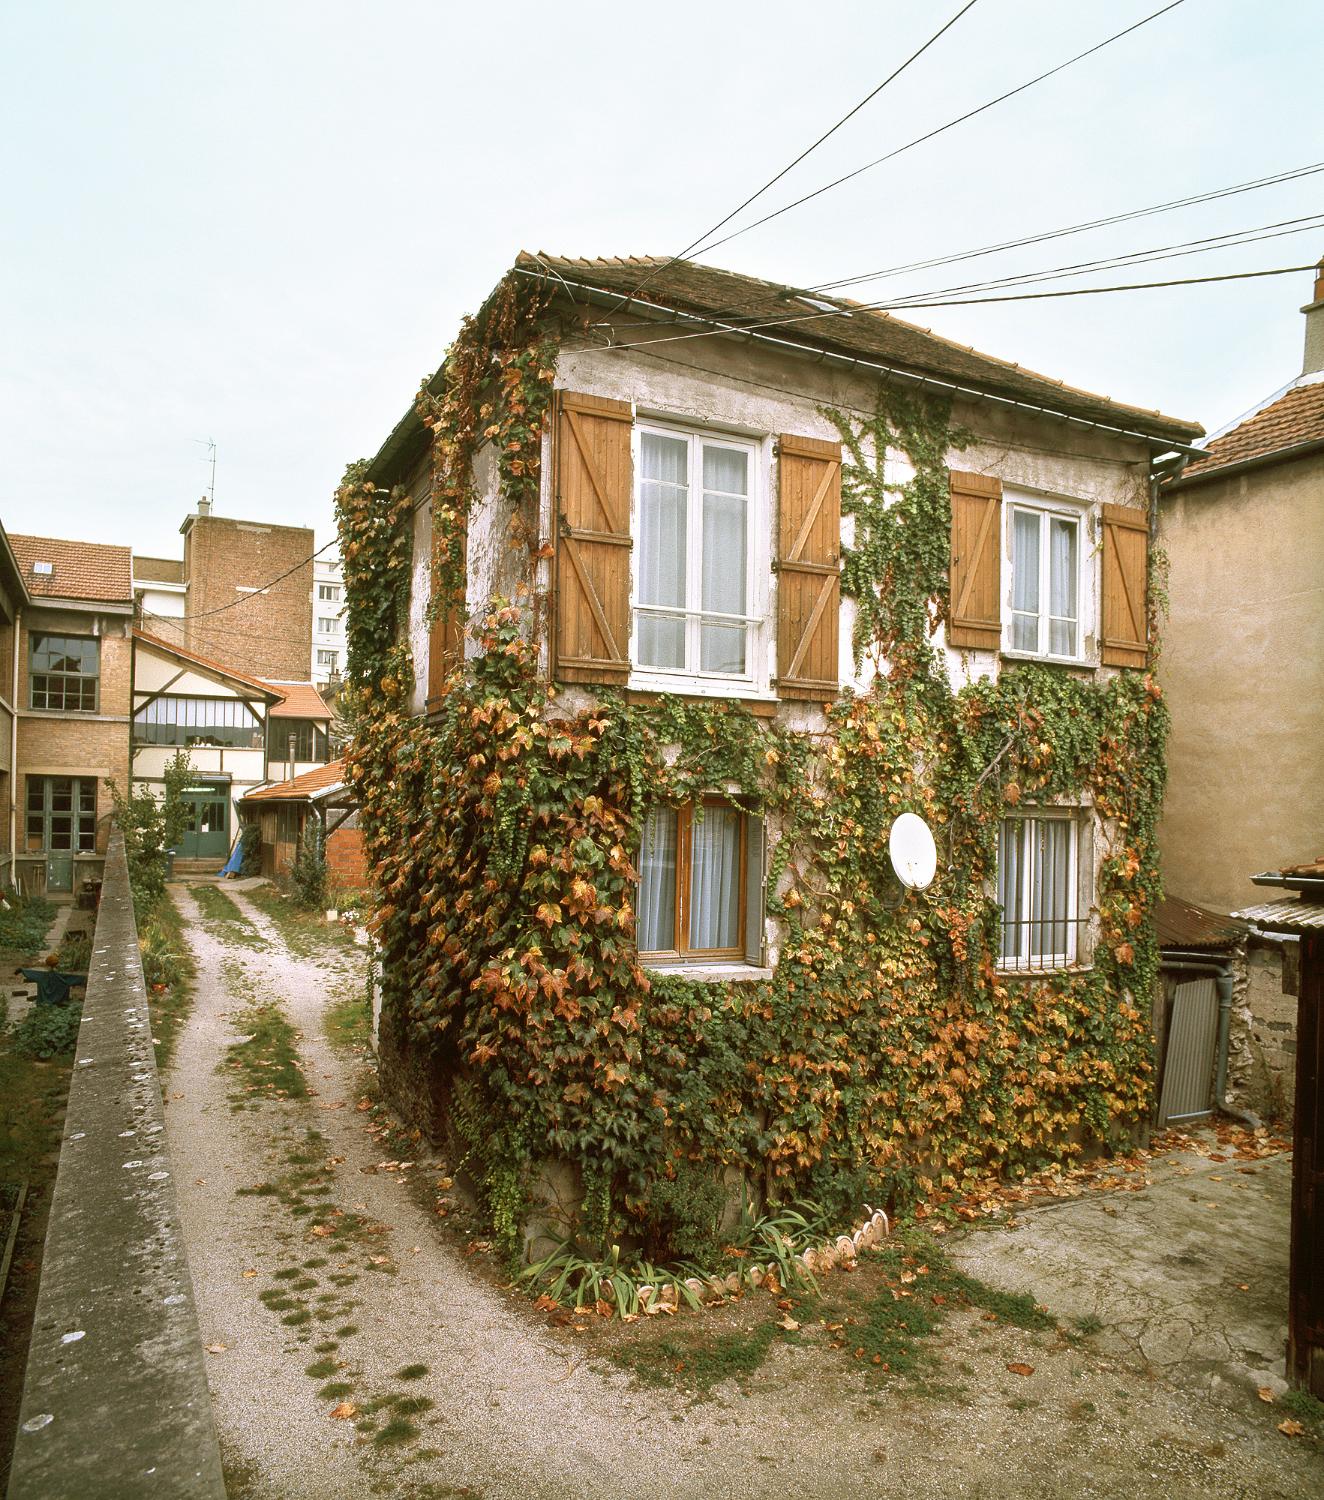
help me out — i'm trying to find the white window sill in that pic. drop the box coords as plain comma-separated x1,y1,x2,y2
628,673,776,704
998,650,1095,669
644,962,772,984
996,962,1095,979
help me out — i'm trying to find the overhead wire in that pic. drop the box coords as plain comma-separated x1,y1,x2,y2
140,535,340,624
684,1,1188,263
808,160,1324,292
610,0,985,312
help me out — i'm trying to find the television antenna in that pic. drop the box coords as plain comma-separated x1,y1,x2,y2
194,437,217,504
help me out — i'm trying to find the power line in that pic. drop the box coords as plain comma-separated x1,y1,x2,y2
614,0,984,312
874,215,1324,308
566,262,1322,360
808,161,1324,293
141,536,340,624
687,1,1188,262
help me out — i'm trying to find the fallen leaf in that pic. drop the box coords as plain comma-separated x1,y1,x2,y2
1006,1362,1035,1377
1258,1387,1275,1403
1237,1283,1250,1292
328,1401,358,1420
594,1298,613,1319
533,1294,559,1313
310,1225,332,1238
205,1342,227,1354
1277,1419,1304,1437
369,1255,392,1266
779,1314,800,1331
241,1268,258,1279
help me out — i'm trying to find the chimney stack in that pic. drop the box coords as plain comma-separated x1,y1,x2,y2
198,495,212,517
1303,255,1324,375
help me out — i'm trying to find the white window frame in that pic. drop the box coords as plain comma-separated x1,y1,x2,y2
317,615,341,635
1001,492,1093,664
317,648,338,669
996,807,1091,973
628,421,771,699
318,583,341,602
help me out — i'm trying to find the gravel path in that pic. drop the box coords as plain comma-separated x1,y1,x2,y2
164,885,1324,1500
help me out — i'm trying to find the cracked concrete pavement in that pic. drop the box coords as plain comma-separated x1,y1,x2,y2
949,1138,1293,1399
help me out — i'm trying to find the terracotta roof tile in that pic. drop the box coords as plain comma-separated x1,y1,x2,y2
9,533,133,603
262,681,332,720
1181,377,1324,478
242,759,347,803
1280,855,1324,878
516,252,1203,445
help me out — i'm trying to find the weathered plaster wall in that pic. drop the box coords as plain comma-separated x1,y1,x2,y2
1226,936,1298,1120
1157,453,1324,914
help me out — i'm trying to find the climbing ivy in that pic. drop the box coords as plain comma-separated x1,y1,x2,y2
336,277,1168,1261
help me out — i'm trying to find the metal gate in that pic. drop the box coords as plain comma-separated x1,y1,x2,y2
1157,977,1218,1126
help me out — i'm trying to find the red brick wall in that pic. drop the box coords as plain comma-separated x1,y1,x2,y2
181,513,313,680
326,825,367,890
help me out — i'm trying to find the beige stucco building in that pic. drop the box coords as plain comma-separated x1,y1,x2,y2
1158,260,1324,915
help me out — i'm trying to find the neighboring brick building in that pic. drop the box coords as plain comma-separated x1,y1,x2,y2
0,526,32,888
6,531,134,895
164,499,314,680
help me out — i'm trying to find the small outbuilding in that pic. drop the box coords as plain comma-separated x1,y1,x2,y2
239,758,364,889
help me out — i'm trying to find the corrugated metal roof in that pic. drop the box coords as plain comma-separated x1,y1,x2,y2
1234,897,1324,933
1157,894,1247,951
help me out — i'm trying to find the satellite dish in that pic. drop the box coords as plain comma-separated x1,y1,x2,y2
889,812,937,891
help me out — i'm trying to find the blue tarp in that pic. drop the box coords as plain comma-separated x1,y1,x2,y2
219,840,244,877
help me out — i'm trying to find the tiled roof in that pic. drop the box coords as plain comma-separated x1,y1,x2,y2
1156,894,1247,952
1180,375,1324,480
9,533,133,603
263,681,332,720
242,759,347,803
1280,855,1324,878
132,628,281,699
516,252,1203,445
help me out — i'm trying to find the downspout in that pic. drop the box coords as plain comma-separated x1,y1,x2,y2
1159,951,1260,1128
9,605,19,883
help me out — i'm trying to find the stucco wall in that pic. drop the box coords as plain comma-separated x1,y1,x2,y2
1157,453,1324,913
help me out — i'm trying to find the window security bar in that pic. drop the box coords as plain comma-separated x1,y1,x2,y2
998,914,1087,972
632,603,764,625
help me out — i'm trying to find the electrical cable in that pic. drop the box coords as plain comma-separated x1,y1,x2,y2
612,0,984,313
685,1,1188,262
139,535,339,624
808,160,1324,292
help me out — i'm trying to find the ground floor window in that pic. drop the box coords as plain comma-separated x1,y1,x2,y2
996,811,1084,970
25,775,97,853
639,798,763,964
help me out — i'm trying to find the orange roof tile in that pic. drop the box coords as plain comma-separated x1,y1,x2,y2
9,533,133,603
262,681,332,720
242,759,348,803
1180,377,1324,480
132,628,281,699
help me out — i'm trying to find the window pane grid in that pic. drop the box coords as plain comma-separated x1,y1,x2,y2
1009,506,1081,660
134,695,263,748
998,814,1081,970
635,429,753,682
26,775,97,853
30,633,99,712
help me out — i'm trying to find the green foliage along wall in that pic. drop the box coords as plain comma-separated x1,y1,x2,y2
336,276,1168,1255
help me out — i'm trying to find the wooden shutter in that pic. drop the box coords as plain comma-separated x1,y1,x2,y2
1100,502,1150,667
743,813,766,967
425,521,466,711
948,470,1002,650
553,391,633,684
775,434,841,699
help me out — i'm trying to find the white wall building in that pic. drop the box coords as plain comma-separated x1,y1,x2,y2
312,547,346,684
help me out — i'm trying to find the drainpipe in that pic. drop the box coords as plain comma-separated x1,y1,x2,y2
1159,951,1261,1129
9,606,19,882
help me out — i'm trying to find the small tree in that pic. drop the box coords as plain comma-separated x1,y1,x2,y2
109,752,194,910
290,817,328,909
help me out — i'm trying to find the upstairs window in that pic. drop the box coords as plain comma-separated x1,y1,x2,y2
30,634,98,711
317,615,341,634
134,696,263,749
997,811,1084,971
271,718,328,763
318,583,341,602
1007,502,1082,660
317,648,339,669
633,426,758,686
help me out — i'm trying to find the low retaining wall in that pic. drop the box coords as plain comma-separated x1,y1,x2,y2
6,832,225,1500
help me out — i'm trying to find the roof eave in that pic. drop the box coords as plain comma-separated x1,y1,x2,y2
1164,434,1324,490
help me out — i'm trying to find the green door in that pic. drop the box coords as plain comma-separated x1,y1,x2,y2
180,785,231,860
46,852,74,893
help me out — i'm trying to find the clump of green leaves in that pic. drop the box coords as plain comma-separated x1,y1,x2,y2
10,998,83,1059
290,820,328,910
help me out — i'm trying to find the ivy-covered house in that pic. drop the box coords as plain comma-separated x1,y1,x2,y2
338,253,1202,1258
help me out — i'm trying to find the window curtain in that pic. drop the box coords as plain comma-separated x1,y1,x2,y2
997,819,1024,964
1010,509,1041,651
700,445,748,674
638,433,688,669
1048,518,1078,656
689,806,741,950
638,806,677,951
1029,817,1072,960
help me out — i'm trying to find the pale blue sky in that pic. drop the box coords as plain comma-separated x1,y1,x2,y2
2,0,1320,558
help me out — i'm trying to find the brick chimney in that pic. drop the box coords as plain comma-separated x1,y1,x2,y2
1303,254,1324,375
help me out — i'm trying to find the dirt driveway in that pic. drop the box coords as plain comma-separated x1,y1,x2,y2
163,883,1323,1500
